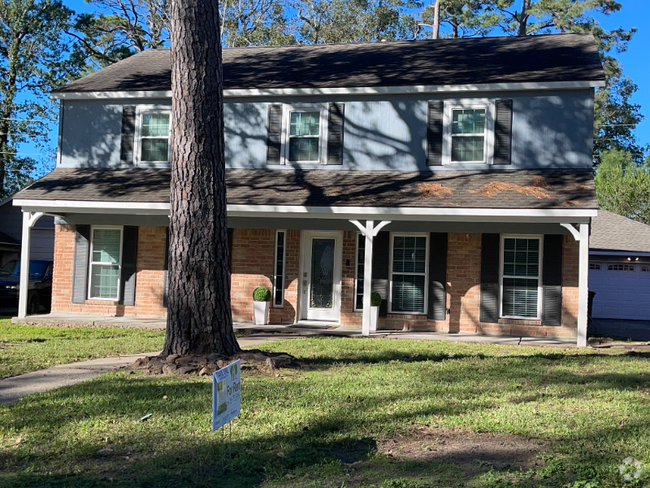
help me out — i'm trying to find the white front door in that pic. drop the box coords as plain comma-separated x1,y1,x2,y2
300,231,342,322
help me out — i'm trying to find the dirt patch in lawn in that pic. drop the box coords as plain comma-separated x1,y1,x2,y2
377,427,549,475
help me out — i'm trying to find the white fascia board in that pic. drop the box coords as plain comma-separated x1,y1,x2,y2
13,199,597,222
50,80,605,100
13,199,170,215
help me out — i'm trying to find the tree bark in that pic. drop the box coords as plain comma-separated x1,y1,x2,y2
432,0,440,39
163,0,241,356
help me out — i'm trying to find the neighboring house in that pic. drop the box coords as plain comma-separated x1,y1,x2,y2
0,196,54,267
13,33,604,346
589,210,650,321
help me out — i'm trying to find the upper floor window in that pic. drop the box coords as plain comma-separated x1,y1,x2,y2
135,107,171,166
443,100,494,165
282,105,326,164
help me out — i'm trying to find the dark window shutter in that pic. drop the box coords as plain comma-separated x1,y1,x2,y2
494,99,513,165
428,233,447,320
120,106,136,165
163,227,169,308
72,225,91,304
327,103,345,165
266,104,283,165
480,234,500,323
427,101,443,166
120,226,138,306
542,235,563,326
372,231,390,317
228,228,233,270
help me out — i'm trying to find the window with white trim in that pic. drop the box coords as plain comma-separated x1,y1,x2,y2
607,264,635,271
136,107,171,166
282,105,326,164
589,263,601,270
443,100,494,164
88,227,122,300
390,234,428,314
273,230,286,307
355,234,365,311
501,236,542,319
642,265,649,272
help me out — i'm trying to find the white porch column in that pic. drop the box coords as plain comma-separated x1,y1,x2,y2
18,211,44,318
350,219,391,336
577,223,590,347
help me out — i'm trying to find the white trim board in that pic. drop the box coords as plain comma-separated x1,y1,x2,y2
14,199,597,221
50,80,605,100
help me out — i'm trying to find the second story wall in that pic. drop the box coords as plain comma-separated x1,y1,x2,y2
58,89,595,171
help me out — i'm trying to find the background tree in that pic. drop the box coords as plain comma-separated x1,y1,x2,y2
71,0,170,67
221,0,294,47
594,149,650,223
0,0,83,199
163,0,240,356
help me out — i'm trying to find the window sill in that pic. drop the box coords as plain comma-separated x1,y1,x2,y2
498,317,542,326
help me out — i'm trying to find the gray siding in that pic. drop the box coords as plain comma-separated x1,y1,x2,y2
58,90,594,171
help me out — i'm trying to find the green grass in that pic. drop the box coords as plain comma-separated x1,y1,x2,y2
0,320,165,379
1,337,650,487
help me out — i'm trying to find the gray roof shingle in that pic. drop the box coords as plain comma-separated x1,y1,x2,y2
54,33,604,94
15,168,597,210
590,210,650,253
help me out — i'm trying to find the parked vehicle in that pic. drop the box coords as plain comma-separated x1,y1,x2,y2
0,260,53,314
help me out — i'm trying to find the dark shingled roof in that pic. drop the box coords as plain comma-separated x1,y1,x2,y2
590,210,650,253
54,33,604,94
15,168,597,210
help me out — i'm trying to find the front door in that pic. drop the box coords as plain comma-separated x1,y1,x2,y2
300,231,342,322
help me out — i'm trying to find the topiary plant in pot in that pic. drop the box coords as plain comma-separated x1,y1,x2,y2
253,286,271,325
370,291,382,332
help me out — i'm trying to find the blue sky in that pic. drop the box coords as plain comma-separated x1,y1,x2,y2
22,0,650,168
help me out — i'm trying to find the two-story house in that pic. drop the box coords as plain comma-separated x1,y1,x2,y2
13,33,603,346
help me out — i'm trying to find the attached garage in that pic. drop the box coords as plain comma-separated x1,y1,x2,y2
589,210,650,321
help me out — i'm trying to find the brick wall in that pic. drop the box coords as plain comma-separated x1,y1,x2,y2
51,224,167,317
52,225,581,339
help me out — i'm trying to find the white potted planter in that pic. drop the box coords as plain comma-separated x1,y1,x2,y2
370,291,382,332
253,286,271,325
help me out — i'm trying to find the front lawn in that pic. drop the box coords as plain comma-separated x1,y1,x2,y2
0,320,165,379
1,338,649,487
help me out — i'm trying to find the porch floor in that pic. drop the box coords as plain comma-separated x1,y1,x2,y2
10,314,578,347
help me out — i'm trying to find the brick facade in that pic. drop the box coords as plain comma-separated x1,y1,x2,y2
52,224,167,317
51,225,580,339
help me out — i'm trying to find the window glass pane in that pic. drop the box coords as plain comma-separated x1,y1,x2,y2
452,109,485,134
289,138,319,161
142,113,169,137
90,264,120,299
290,112,320,136
503,238,539,277
92,229,121,263
502,278,538,318
141,138,169,161
310,238,334,309
451,136,484,162
392,275,425,313
392,236,426,273
356,234,365,310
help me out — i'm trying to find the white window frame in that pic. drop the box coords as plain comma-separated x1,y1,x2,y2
88,225,123,301
134,105,172,167
354,232,365,312
443,99,495,165
499,234,543,320
273,230,286,308
389,232,429,315
281,103,328,165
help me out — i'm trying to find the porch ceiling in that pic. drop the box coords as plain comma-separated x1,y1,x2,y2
15,168,596,213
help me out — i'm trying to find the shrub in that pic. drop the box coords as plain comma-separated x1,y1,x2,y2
252,286,271,302
371,291,382,307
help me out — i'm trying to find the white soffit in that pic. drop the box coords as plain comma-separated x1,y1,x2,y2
50,80,605,100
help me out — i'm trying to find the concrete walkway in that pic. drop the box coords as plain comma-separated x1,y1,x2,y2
1,321,578,406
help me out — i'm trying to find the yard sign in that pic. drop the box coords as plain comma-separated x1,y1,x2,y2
212,360,241,431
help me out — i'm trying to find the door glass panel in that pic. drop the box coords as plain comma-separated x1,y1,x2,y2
310,238,334,309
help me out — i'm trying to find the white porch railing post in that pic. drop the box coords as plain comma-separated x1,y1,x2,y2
362,220,375,336
18,212,32,318
577,223,590,347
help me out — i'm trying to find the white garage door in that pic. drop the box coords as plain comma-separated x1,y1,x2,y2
589,262,650,320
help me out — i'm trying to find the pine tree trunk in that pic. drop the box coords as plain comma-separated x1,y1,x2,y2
163,0,241,357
